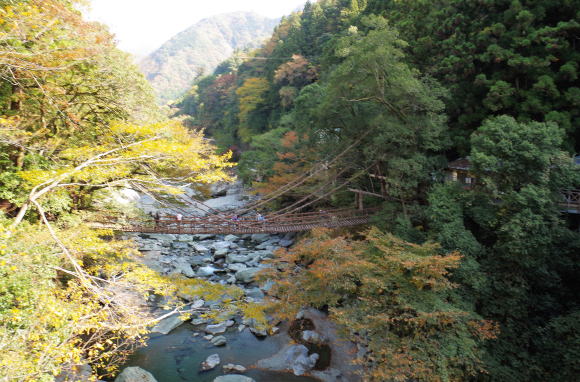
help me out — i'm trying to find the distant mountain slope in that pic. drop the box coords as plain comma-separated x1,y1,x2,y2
140,12,279,104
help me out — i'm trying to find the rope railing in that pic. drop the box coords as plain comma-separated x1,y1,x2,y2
226,130,373,216
96,207,379,234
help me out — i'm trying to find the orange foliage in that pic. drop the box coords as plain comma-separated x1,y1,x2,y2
261,227,497,381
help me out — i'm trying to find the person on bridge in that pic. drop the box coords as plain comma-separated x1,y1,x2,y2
257,213,266,230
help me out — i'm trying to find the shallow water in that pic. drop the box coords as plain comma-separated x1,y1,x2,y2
120,323,320,382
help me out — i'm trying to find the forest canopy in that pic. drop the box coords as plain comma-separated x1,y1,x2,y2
173,0,580,380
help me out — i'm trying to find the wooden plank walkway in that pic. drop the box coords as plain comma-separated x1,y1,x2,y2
95,208,379,234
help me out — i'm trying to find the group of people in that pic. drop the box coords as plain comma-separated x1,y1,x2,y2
148,211,266,228
230,212,266,223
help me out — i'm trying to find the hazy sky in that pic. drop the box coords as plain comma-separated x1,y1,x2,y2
84,0,306,58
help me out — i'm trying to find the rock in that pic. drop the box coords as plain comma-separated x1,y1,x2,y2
210,335,227,346
145,233,176,241
173,258,195,278
197,266,217,277
238,324,246,332
213,375,255,382
250,233,270,243
189,255,208,266
279,239,294,247
284,345,319,376
224,234,238,242
249,326,268,338
171,242,189,249
193,244,211,254
255,241,272,250
205,320,233,335
194,234,215,240
223,364,247,373
114,366,157,382
177,234,193,242
301,330,326,344
226,254,250,264
191,299,205,309
270,326,280,335
150,314,184,335
212,241,232,251
200,354,221,371
257,250,275,259
192,317,209,325
235,268,260,284
140,243,164,251
255,344,318,376
245,287,264,300
227,263,247,272
204,334,214,340
213,248,229,259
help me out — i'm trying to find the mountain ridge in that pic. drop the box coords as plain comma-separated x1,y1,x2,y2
140,12,279,104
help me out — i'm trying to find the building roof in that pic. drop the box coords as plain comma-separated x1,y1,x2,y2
448,158,472,171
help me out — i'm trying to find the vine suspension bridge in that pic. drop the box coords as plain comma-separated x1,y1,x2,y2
97,131,385,234
100,208,379,235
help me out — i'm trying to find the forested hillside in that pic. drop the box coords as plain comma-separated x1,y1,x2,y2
140,12,279,104
174,0,580,380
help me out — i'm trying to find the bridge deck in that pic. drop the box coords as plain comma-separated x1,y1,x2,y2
96,208,378,234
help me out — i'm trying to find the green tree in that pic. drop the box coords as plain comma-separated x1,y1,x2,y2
365,0,580,153
468,116,580,380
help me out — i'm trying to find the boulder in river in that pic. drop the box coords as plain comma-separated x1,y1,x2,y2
145,233,176,241
114,366,157,382
173,258,195,278
227,263,247,272
249,326,268,338
235,268,260,283
200,353,221,371
285,345,319,376
213,375,255,382
193,244,211,254
212,241,232,251
214,248,229,259
205,320,234,335
210,335,227,346
256,344,318,376
301,330,326,344
227,254,251,264
197,266,217,277
250,233,270,243
223,363,247,373
150,314,184,335
279,239,294,247
224,234,238,242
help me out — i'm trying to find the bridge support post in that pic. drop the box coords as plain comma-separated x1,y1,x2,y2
354,191,364,211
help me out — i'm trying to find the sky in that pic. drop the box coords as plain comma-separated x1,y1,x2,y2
84,0,307,58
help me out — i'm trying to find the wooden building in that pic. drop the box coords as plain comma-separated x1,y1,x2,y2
445,158,476,189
